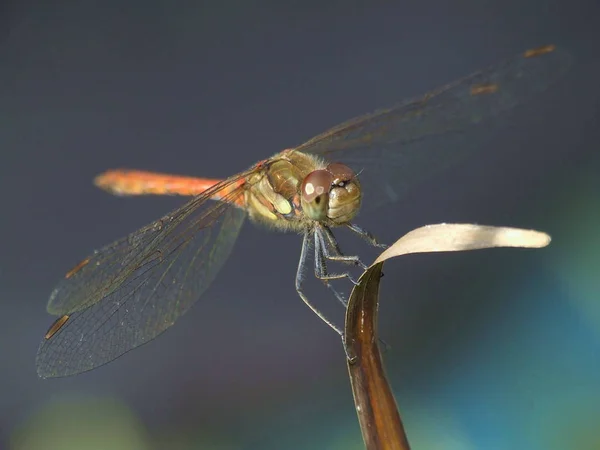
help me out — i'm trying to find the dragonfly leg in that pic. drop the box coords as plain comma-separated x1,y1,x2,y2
347,223,388,248
320,226,368,270
313,234,350,307
296,231,343,335
314,228,359,286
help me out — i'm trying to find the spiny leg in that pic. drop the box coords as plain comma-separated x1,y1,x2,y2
321,225,368,270
295,231,343,335
347,223,388,248
313,230,354,307
314,228,359,286
302,228,389,356
321,225,391,354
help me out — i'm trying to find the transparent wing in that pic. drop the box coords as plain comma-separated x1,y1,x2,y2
295,46,571,208
36,173,251,378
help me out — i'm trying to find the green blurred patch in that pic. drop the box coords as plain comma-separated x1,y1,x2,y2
546,167,600,336
11,394,149,450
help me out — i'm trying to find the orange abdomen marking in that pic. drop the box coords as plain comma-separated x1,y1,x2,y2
94,170,223,197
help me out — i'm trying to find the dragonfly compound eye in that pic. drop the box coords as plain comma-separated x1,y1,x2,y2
326,163,361,224
301,169,334,221
326,162,355,186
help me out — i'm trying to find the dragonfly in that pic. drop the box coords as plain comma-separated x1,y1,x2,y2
36,45,569,378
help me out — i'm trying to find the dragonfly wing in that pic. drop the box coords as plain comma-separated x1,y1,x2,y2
37,174,249,378
295,46,571,208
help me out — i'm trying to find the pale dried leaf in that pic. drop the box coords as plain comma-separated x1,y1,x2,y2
373,223,551,266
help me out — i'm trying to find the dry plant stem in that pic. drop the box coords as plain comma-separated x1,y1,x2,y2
345,262,410,450
343,223,551,449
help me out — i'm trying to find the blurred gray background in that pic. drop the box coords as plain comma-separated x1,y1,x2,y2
1,1,599,449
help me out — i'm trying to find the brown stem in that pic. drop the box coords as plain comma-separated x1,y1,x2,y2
344,262,411,450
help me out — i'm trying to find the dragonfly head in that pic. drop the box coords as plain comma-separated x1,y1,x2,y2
300,162,361,225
